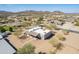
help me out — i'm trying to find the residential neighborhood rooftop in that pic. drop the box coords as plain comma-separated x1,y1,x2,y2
0,32,16,54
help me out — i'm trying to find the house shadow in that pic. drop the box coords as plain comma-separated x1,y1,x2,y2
45,33,55,40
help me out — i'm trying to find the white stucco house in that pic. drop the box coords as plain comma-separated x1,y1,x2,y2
26,26,54,40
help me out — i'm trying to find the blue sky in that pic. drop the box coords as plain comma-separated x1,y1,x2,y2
0,4,79,13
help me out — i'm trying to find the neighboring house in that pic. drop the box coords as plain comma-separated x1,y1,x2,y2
65,17,75,23
0,32,16,54
57,22,79,33
48,19,63,25
26,26,54,40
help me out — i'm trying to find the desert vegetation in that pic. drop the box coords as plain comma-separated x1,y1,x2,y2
0,10,79,54
49,31,65,53
75,20,79,26
0,25,14,32
17,43,35,54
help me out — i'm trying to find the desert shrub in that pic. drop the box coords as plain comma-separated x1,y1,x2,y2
38,52,46,54
9,27,13,32
75,21,79,26
58,35,65,41
17,43,35,54
55,43,63,50
49,38,59,47
49,49,57,54
0,25,14,32
49,42,63,54
13,28,23,37
36,17,43,25
56,32,66,41
44,23,57,30
63,29,69,35
0,26,6,32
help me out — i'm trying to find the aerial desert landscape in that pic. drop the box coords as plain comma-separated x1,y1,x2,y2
0,4,79,54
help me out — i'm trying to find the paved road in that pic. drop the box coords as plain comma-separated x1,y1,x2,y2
56,24,79,34
57,27,79,33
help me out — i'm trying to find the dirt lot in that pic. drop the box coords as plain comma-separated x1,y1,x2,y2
8,34,55,53
8,30,79,54
56,32,79,54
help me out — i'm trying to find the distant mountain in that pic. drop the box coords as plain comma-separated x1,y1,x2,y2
52,11,64,14
20,10,40,12
0,10,14,16
17,10,50,12
0,10,79,16
15,10,51,16
0,10,7,12
0,10,12,13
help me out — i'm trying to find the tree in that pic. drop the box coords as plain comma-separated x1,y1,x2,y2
9,27,13,32
0,26,6,32
2,26,14,32
36,17,43,25
24,17,27,21
17,43,35,54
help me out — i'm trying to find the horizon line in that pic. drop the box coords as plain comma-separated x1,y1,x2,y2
0,10,79,13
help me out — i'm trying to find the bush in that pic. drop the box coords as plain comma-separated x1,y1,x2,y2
0,25,14,32
49,38,59,47
58,35,66,41
75,21,79,26
45,23,57,30
63,29,69,35
49,42,64,54
38,52,46,54
55,43,63,50
56,32,66,41
49,49,57,54
13,28,23,37
0,26,6,32
36,17,43,25
17,43,35,54
9,27,13,32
